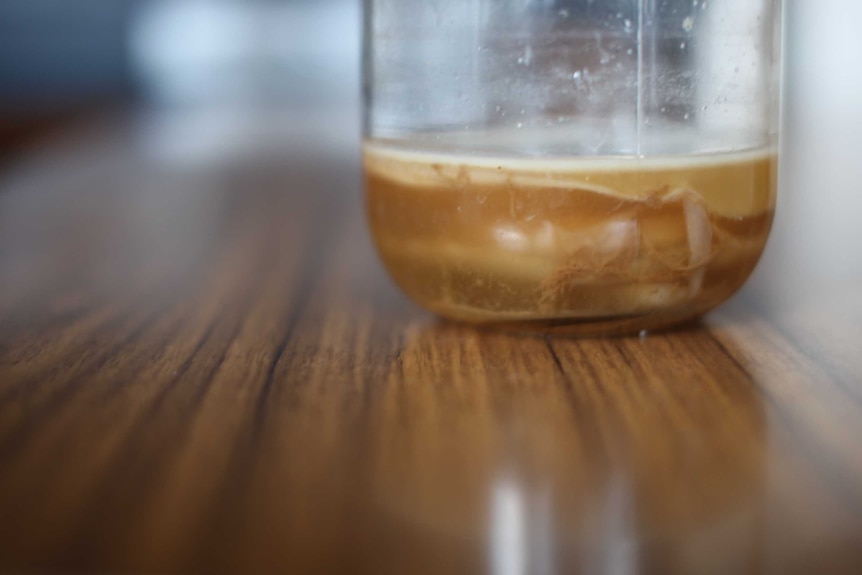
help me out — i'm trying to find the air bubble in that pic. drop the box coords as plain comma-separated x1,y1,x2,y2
682,16,694,32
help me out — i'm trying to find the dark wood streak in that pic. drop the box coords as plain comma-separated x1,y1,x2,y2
0,125,861,575
544,337,565,376
253,194,337,431
193,190,346,572
706,328,755,382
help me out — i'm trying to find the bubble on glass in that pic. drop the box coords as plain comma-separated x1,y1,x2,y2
558,8,569,18
682,16,694,32
573,69,588,90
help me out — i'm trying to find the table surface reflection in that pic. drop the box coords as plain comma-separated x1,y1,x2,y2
0,120,861,575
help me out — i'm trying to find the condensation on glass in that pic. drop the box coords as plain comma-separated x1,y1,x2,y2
363,0,782,334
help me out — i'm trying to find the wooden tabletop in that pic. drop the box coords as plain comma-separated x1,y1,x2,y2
1,120,861,575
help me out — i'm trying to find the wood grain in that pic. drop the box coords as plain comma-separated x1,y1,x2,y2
0,124,861,574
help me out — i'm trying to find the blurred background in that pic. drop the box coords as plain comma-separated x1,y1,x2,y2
0,0,860,302
0,0,360,164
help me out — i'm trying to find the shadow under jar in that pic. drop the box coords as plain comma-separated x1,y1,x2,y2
363,0,781,335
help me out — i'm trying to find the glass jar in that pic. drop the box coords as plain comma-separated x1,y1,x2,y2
363,0,781,335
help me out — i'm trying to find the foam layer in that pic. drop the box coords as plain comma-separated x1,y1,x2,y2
363,141,777,219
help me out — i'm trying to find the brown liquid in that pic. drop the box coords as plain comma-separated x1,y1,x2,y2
364,142,776,332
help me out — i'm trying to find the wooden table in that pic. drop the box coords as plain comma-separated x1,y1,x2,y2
1,121,861,574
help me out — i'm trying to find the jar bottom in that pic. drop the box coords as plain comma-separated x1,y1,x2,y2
364,141,776,336
436,309,709,338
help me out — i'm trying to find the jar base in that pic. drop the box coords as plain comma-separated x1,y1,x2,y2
438,309,708,338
